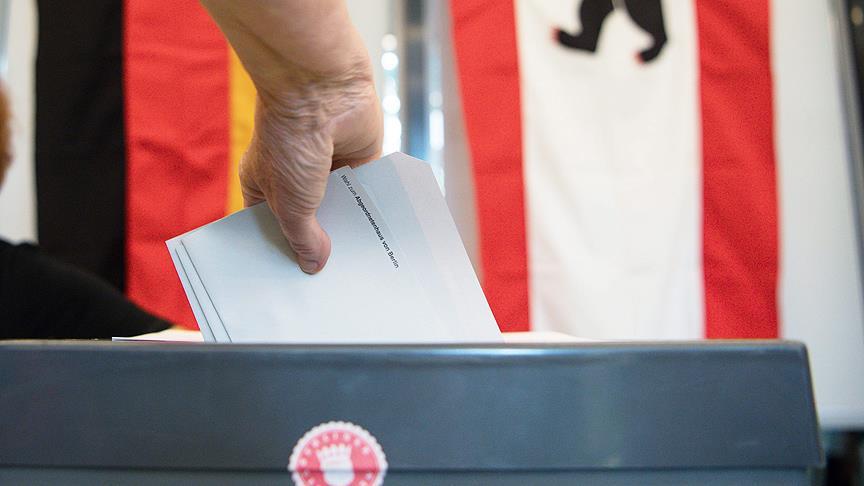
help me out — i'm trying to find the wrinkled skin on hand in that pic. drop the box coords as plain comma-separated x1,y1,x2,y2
239,67,382,274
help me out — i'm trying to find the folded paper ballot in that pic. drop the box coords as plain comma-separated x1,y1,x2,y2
167,152,502,343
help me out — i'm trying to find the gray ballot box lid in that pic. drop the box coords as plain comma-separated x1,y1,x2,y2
0,341,821,476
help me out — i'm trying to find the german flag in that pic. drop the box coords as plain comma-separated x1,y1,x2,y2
36,0,254,327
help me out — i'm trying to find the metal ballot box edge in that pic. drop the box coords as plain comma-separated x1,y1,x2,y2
0,340,822,483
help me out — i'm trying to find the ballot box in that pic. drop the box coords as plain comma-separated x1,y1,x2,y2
0,341,821,485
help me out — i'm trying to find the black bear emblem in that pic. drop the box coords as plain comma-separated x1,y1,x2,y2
555,0,667,63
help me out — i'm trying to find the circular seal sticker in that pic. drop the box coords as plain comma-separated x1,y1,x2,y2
289,421,387,486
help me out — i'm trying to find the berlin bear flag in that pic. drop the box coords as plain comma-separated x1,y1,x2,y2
451,0,778,339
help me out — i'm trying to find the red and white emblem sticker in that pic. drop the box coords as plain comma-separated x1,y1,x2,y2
289,421,387,486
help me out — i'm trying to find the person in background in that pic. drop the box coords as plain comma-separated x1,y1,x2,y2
0,85,170,339
201,0,383,274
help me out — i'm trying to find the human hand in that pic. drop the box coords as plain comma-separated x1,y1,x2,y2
240,67,382,274
200,0,383,274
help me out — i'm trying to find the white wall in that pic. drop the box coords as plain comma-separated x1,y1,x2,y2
439,0,482,276
774,0,864,428
0,0,37,243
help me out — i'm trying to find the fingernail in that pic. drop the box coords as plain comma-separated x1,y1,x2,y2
299,258,320,274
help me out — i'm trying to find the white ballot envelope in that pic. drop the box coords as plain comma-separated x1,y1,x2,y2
166,152,501,343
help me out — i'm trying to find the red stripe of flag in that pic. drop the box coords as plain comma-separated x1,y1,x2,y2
450,0,531,331
124,0,230,327
697,0,779,338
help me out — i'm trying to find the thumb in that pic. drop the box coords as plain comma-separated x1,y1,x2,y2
240,147,332,274
243,108,334,274
275,210,331,274
259,150,333,274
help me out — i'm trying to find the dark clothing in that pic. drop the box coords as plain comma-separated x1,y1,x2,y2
0,239,169,339
36,0,128,290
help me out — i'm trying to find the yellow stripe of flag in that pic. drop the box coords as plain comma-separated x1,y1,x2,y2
228,48,256,214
